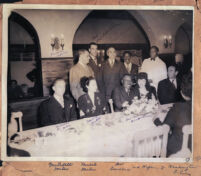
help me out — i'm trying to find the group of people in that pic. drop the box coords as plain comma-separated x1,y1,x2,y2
39,42,192,156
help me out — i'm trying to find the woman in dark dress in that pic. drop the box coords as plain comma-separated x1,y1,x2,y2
133,72,157,100
78,77,108,118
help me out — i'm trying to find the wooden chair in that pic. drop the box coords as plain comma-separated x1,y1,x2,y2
169,124,192,158
132,124,170,158
8,111,23,139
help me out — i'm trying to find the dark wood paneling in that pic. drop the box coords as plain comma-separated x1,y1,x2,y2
41,58,74,96
9,97,48,130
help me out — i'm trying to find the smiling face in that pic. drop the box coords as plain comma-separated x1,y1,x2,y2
53,79,66,97
137,78,146,88
124,53,131,64
107,47,116,60
168,66,177,79
150,48,158,59
89,44,98,57
87,79,98,93
122,75,132,90
80,51,90,65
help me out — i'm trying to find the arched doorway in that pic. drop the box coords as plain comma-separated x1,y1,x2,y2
175,22,192,55
72,10,150,65
8,12,43,101
175,22,192,69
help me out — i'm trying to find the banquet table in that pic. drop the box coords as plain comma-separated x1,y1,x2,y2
8,104,173,157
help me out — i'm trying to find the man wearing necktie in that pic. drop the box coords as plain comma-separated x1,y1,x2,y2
102,47,122,101
120,51,138,81
157,65,183,105
88,42,105,94
140,46,167,90
112,74,135,111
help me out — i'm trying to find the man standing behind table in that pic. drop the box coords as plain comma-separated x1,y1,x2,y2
88,42,104,94
157,65,183,105
102,47,122,100
112,74,135,111
39,78,77,127
69,49,94,100
140,46,167,90
120,51,138,80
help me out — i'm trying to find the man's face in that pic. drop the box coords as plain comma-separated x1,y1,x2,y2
175,54,184,63
124,53,131,64
53,80,66,97
81,51,90,65
168,66,177,79
150,48,158,59
107,48,116,60
89,45,98,57
122,75,132,90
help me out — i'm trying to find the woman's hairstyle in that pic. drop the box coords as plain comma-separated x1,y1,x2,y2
136,72,151,90
181,72,192,98
80,76,95,93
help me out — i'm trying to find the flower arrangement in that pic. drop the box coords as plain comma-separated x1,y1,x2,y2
124,96,159,116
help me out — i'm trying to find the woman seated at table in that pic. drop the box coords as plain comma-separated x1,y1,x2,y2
78,76,108,118
133,72,157,101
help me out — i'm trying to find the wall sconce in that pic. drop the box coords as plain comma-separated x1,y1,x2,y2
50,34,65,51
163,35,172,48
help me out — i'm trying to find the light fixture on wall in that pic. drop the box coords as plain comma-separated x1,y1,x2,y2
163,35,172,48
50,34,65,51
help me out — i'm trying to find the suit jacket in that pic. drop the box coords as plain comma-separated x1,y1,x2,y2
157,78,183,105
69,63,94,100
120,63,138,79
39,96,77,127
112,86,135,111
78,92,108,118
88,57,104,94
102,60,122,100
163,101,192,156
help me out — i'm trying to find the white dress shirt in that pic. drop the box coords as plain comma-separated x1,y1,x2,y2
169,78,177,89
140,56,167,89
124,62,132,73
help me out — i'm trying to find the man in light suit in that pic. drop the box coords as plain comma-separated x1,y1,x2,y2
102,47,122,100
88,42,104,94
157,65,183,105
120,51,138,78
69,49,94,100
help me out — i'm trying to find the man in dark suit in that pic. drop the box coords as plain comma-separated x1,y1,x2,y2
157,65,183,105
102,47,122,100
39,78,77,127
112,74,135,111
154,72,192,157
120,51,138,80
88,42,104,93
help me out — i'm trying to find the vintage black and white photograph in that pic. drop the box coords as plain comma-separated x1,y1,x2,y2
1,5,193,161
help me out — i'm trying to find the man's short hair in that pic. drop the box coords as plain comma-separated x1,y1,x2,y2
150,46,159,52
78,49,88,58
52,77,66,87
168,64,178,71
89,42,98,49
123,51,132,57
106,46,116,53
121,74,132,82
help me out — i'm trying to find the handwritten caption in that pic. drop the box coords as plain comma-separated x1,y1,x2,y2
47,157,201,175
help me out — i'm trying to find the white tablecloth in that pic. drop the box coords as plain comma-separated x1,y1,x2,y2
9,104,173,157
